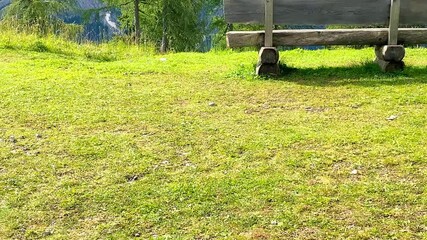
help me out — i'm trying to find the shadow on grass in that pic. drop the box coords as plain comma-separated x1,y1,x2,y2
266,62,427,87
1,41,118,62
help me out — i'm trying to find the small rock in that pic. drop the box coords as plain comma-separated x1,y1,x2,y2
126,174,142,182
208,102,217,107
36,134,42,139
178,151,190,157
42,230,53,237
350,169,358,175
160,160,169,165
9,136,17,143
184,161,196,168
387,115,398,121
351,104,362,109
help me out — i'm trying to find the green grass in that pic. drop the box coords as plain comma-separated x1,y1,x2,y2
0,35,426,239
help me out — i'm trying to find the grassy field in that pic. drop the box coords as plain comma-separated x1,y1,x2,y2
0,34,426,239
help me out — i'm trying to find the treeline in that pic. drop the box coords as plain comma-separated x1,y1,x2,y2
0,0,225,52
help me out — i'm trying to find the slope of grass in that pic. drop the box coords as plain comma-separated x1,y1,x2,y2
0,35,426,239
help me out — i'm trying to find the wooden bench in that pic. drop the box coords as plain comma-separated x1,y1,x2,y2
224,0,427,75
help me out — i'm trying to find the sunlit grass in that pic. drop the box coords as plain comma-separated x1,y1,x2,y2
0,34,426,239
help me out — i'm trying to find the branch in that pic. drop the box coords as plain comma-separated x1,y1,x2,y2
87,0,134,12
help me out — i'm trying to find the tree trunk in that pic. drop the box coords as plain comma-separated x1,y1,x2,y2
160,2,168,53
134,0,141,44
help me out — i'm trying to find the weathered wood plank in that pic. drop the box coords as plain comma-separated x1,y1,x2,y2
224,0,390,25
264,0,274,47
226,28,427,48
400,0,427,25
389,0,401,45
224,0,427,25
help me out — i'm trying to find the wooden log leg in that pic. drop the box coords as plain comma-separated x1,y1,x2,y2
375,45,405,61
256,63,281,76
256,47,280,76
376,59,405,72
375,45,405,72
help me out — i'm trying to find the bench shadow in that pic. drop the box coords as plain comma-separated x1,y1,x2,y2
267,62,427,87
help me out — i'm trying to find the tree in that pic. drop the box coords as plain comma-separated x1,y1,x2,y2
133,0,141,41
103,0,219,52
4,0,75,34
102,0,142,43
140,0,209,52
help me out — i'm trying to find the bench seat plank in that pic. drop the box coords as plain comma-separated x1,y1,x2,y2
225,0,427,25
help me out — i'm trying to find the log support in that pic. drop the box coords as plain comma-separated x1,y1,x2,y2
256,0,280,76
256,47,280,76
226,29,427,48
375,45,405,72
375,0,405,72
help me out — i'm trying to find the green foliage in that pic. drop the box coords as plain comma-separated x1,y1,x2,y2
1,0,224,51
153,0,205,51
0,29,155,58
28,40,49,52
3,0,76,35
84,48,118,62
104,0,219,52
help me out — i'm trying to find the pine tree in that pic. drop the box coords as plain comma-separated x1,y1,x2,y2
102,0,219,52
4,0,75,34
